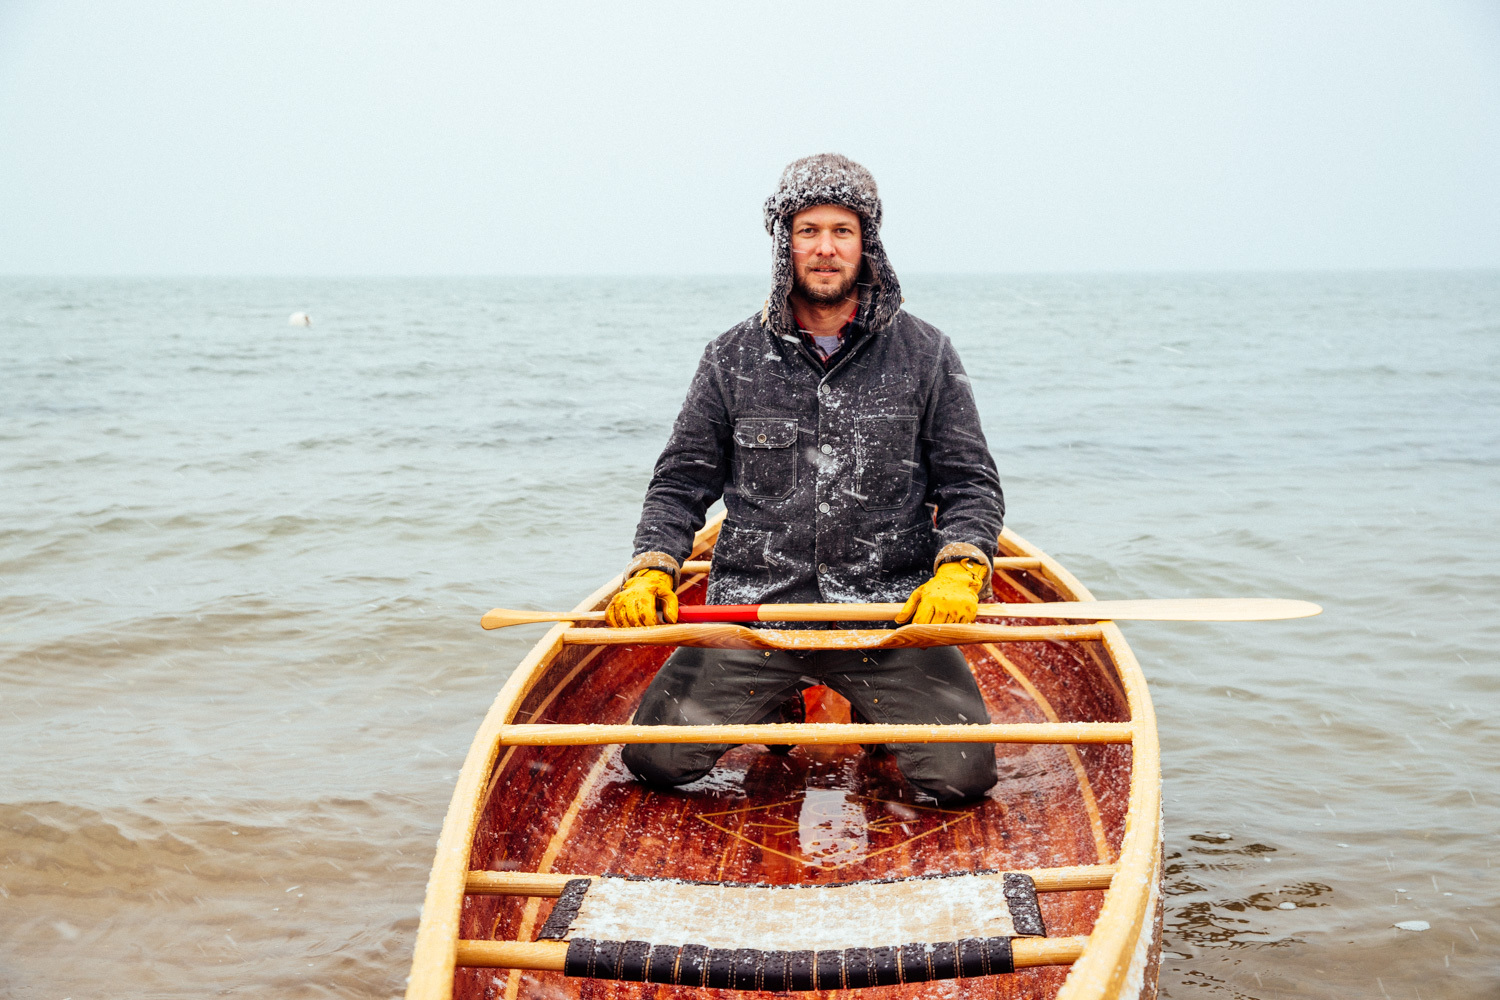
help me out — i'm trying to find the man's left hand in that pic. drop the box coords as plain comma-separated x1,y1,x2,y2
895,559,989,625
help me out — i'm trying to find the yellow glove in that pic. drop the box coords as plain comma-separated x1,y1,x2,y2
604,569,679,628
895,559,988,625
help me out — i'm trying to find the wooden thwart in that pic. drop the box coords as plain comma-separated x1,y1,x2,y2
480,598,1322,630
496,721,1134,747
558,622,1107,650
464,863,1119,897
453,936,1088,972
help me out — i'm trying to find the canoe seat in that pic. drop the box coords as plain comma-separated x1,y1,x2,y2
536,869,1047,990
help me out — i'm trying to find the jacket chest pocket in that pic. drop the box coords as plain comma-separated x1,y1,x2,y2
733,417,799,500
855,414,920,510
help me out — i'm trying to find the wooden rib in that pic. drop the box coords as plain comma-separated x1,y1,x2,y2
457,935,1089,971
464,863,1118,897
983,642,1114,866
497,721,1134,746
560,622,1106,650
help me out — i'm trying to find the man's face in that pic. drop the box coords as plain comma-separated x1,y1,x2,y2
790,205,862,306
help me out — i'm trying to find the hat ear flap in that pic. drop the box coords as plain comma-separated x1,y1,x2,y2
764,218,796,338
859,231,903,332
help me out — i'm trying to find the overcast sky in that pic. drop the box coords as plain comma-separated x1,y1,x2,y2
2,1,1497,275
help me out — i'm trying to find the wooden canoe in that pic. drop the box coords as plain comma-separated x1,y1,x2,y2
406,517,1164,1000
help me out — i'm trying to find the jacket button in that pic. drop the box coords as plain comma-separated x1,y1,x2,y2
756,433,767,443
818,384,831,395
820,443,833,455
818,502,830,513
818,563,829,574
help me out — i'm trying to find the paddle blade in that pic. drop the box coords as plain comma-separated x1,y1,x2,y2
479,608,606,629
985,598,1323,622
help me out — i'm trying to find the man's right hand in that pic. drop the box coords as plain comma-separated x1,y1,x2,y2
604,569,679,628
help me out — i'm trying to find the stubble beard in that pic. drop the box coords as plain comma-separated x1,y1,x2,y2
794,261,861,306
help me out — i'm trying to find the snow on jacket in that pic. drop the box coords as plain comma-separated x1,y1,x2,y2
626,308,1004,608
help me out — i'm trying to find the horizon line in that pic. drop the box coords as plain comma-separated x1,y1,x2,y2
3,265,1499,281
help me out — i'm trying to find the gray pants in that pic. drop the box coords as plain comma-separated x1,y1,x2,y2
621,646,998,804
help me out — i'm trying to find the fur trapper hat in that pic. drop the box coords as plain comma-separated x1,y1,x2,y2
761,154,903,341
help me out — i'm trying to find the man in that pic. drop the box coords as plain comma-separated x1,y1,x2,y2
606,154,1004,804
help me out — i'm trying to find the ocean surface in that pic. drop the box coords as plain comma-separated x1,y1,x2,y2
2,273,1497,999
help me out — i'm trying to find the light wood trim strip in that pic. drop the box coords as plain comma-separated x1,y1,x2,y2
559,622,1106,650
464,863,1117,897
456,935,1089,971
983,642,1115,866
497,721,1133,746
457,940,566,971
467,870,579,896
1031,863,1118,892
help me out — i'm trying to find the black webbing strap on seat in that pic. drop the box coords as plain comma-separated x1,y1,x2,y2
536,878,592,939
562,935,1016,988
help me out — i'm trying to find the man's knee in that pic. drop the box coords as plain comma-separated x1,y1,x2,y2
901,744,998,804
620,742,720,788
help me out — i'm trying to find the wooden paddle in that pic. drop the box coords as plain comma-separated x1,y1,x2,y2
479,598,1321,630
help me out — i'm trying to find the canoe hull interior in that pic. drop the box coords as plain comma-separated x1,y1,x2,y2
438,529,1162,1000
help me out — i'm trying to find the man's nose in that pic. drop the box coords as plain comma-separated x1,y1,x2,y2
816,231,838,257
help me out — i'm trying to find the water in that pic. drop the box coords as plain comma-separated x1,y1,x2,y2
3,273,1497,998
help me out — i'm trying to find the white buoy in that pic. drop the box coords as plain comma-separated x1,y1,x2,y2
288,312,312,326
1394,920,1430,931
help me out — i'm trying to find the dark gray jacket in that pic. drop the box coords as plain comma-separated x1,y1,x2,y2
630,308,1004,607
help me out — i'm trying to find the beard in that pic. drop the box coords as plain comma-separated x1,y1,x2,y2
793,260,861,305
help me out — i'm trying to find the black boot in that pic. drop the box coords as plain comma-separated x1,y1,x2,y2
764,690,805,755
851,705,892,758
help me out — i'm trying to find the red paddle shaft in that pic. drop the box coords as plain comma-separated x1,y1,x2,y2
675,604,767,623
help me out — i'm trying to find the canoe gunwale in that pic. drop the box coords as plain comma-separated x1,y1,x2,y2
1013,533,1163,1000
404,520,1164,1000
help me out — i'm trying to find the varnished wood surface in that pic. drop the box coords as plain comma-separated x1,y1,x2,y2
450,550,1144,1000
